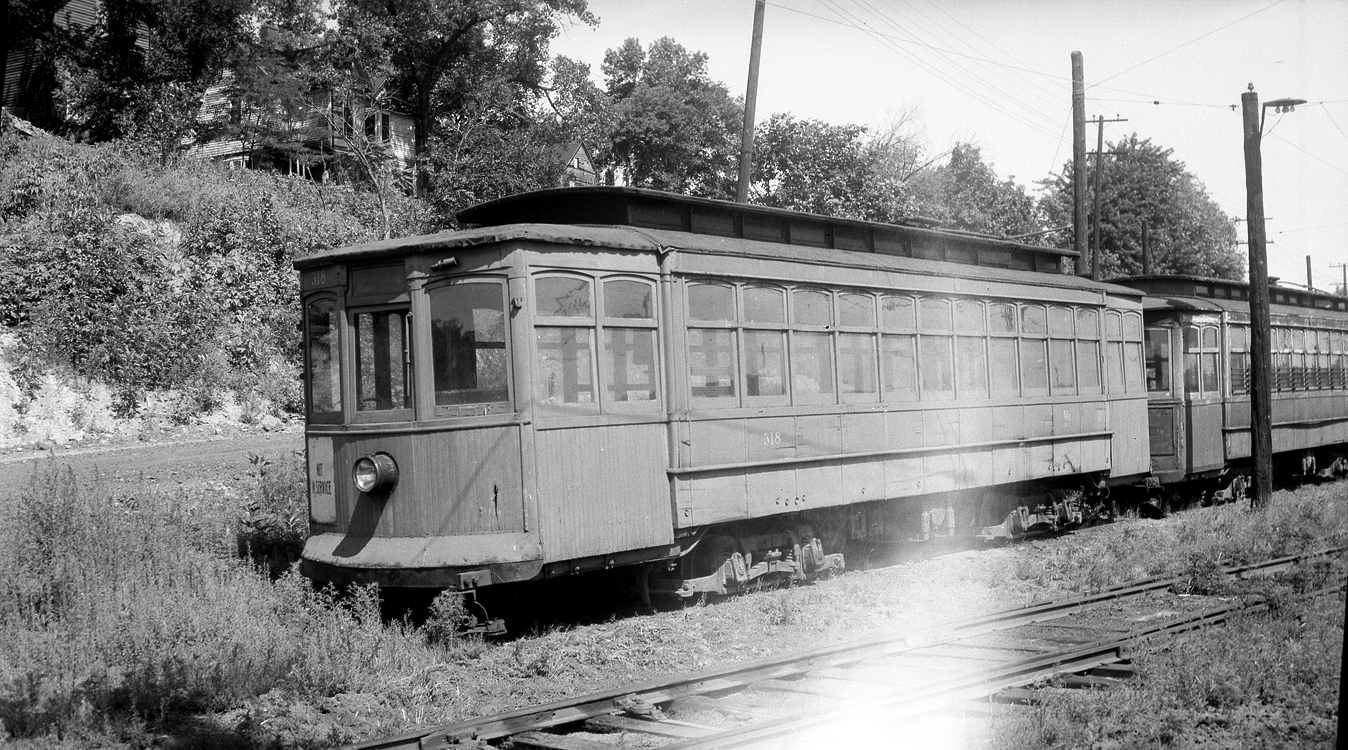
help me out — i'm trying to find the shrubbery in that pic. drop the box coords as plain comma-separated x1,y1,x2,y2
0,127,433,431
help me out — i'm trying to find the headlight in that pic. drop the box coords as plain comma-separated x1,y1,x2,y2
353,453,399,495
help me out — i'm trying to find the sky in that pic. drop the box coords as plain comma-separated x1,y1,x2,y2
551,0,1348,290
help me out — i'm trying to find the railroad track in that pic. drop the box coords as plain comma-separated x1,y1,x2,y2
350,548,1344,750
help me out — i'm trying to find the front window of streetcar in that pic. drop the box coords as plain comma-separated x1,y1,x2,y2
354,309,412,411
305,298,342,413
429,281,510,408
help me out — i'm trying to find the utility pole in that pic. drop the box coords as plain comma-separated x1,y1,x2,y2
1242,85,1274,509
1306,256,1313,289
1331,263,1348,296
1090,115,1127,281
1141,223,1150,275
1071,52,1087,276
735,0,766,204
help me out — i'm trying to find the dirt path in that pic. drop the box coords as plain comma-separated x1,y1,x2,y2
0,428,305,498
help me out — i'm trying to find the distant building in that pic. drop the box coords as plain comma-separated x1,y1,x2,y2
194,78,416,184
3,0,146,125
551,141,598,186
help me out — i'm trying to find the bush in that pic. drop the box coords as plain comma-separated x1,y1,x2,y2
0,128,433,424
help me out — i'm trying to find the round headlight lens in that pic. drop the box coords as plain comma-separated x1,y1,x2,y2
352,453,398,494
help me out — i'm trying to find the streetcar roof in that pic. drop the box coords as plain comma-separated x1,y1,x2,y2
296,221,1143,298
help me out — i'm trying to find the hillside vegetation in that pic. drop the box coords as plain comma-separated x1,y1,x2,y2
0,126,431,446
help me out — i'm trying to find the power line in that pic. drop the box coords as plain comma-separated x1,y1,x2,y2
851,0,1063,129
1321,104,1348,141
1092,0,1288,87
809,0,1062,139
1267,132,1348,178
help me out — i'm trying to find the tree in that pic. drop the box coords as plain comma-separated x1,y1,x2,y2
330,0,593,190
58,0,254,144
750,113,915,221
1039,134,1242,279
425,82,566,225
911,143,1039,238
600,37,741,197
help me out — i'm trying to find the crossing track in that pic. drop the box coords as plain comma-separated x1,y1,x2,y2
345,547,1343,750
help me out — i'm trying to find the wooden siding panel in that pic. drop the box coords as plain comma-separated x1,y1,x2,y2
884,410,924,449
330,427,524,538
690,419,748,467
684,471,747,527
535,423,673,560
842,458,886,504
842,412,886,453
796,414,842,456
745,416,798,462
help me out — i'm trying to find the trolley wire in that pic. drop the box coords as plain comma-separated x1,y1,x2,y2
809,0,1063,139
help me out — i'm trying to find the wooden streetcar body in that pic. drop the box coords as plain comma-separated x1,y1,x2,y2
1118,275,1348,493
294,188,1152,593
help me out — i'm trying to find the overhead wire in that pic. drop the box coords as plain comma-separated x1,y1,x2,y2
808,0,1063,139
1267,132,1348,178
862,0,1063,121
1091,0,1289,88
918,0,1065,105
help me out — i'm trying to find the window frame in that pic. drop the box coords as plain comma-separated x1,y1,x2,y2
740,284,790,407
533,272,601,414
425,276,514,419
348,302,415,424
599,275,661,413
303,292,344,424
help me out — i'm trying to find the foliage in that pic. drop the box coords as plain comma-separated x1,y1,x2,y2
237,450,309,578
0,129,431,417
55,0,255,145
1040,133,1243,279
750,113,917,222
0,461,434,744
425,85,568,223
596,37,742,198
910,143,1041,237
331,0,594,190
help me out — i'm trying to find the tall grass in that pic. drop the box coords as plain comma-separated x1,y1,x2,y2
1012,484,1348,594
0,461,434,744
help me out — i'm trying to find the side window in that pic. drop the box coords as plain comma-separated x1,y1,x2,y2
353,308,412,412
954,300,987,399
792,289,835,403
429,280,509,412
1104,310,1125,394
1123,312,1144,393
988,302,1019,398
1020,305,1048,396
742,286,788,403
838,292,878,403
305,297,342,414
535,275,597,410
602,279,658,408
1047,306,1076,395
1229,325,1250,395
687,282,737,404
880,295,917,402
1145,327,1171,394
918,298,954,400
1075,308,1102,395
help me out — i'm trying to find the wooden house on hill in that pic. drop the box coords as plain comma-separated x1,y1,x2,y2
551,141,598,186
194,78,416,182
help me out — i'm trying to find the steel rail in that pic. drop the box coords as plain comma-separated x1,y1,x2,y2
346,547,1343,750
659,579,1348,750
